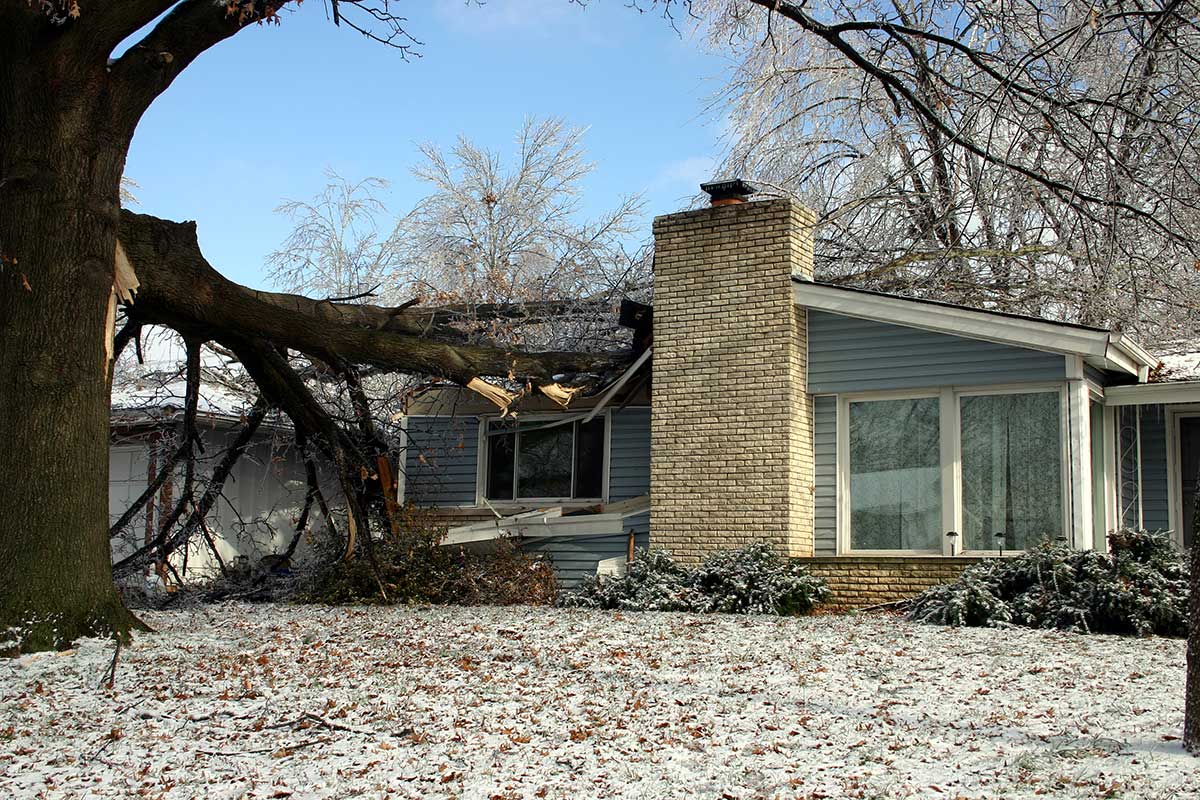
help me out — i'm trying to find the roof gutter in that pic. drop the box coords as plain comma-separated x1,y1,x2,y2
1106,334,1158,383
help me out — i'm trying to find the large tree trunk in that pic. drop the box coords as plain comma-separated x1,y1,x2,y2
1186,476,1200,752
0,26,144,654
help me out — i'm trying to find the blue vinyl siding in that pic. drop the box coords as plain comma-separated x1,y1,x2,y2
1140,405,1171,532
1084,363,1109,387
608,408,651,501
524,531,650,588
406,408,652,587
807,311,1065,393
813,396,838,555
1118,404,1171,533
404,416,479,506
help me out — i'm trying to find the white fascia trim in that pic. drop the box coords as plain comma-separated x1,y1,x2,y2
583,347,652,424
1104,381,1200,406
794,282,1152,377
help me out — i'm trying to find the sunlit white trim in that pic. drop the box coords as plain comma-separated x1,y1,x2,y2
835,382,1072,556
1104,381,1200,406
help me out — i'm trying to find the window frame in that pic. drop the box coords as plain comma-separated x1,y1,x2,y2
836,383,1070,556
475,411,612,506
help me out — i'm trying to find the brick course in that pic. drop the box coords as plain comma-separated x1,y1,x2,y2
650,199,816,561
798,557,981,610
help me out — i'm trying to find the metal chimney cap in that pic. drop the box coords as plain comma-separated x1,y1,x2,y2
700,178,761,204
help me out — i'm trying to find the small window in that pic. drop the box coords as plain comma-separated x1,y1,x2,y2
484,417,606,501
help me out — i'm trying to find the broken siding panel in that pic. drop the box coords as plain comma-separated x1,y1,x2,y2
813,396,837,556
525,532,650,589
807,311,1065,393
609,408,651,501
404,415,479,506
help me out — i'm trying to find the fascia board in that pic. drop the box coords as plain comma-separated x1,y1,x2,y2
1104,381,1200,406
794,282,1109,359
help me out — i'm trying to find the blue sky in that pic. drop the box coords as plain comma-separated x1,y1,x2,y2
124,0,731,288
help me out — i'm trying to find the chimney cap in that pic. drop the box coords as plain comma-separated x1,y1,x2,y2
700,178,760,204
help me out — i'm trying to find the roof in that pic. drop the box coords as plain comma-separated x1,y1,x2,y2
1153,340,1200,382
111,327,262,425
792,277,1158,380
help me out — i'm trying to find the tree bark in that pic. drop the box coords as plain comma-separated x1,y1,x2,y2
0,17,145,653
1185,465,1200,752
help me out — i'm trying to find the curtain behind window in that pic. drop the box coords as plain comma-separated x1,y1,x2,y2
961,392,1062,551
848,397,942,551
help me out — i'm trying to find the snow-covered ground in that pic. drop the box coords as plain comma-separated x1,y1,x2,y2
1,604,1196,799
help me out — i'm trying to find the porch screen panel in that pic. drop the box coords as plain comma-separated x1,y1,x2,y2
961,392,1062,551
848,397,941,550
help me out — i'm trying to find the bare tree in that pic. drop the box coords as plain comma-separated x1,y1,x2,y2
693,0,1200,341
397,117,648,352
674,0,1200,752
267,170,404,300
0,2,634,654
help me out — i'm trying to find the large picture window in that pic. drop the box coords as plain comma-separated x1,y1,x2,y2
848,397,942,551
484,417,606,502
960,392,1063,551
840,387,1066,554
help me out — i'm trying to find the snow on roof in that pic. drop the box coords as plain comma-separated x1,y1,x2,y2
1153,340,1200,382
111,326,256,421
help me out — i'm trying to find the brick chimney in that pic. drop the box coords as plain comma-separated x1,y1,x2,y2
650,183,816,561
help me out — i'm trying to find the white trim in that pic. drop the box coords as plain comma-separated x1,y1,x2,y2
835,394,850,555
582,347,652,424
939,387,959,553
442,495,650,546
1102,404,1119,547
835,382,1072,556
477,411,612,505
1104,381,1200,406
1166,406,1200,547
396,415,408,506
1066,376,1094,549
794,280,1156,377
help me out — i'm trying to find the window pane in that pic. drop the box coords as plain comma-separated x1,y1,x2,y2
961,392,1062,551
485,425,515,501
574,419,605,498
518,425,573,498
849,397,941,551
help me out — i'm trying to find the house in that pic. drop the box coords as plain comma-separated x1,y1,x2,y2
404,181,1198,606
110,353,315,588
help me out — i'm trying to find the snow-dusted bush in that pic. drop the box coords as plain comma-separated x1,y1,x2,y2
688,542,831,614
560,548,702,612
908,529,1189,636
562,543,830,615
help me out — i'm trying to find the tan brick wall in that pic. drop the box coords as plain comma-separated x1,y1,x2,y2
798,557,981,610
650,199,816,561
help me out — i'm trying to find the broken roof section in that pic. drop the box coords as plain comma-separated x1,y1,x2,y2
443,494,650,546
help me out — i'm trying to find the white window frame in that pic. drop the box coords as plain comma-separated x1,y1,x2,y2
475,411,612,507
836,383,1070,556
1165,405,1200,548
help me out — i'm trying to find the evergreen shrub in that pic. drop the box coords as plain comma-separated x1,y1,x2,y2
907,529,1189,636
561,542,830,615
